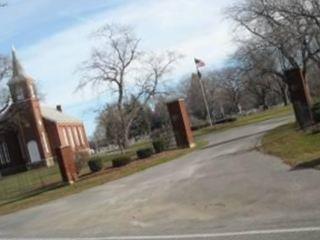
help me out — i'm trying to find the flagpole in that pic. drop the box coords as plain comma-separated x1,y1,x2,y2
196,66,213,127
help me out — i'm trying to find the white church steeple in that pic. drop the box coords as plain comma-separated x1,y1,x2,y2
8,46,33,85
8,47,37,102
11,46,26,78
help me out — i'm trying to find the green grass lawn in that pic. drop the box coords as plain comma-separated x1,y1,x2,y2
194,105,293,137
261,122,320,167
0,140,207,216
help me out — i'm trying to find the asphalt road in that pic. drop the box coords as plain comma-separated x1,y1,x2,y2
1,116,320,239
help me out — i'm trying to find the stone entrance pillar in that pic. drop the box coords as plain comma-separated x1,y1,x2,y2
167,99,195,148
285,68,313,129
55,146,78,184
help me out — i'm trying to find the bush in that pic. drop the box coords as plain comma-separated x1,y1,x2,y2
75,150,90,174
112,156,131,168
152,139,168,153
136,147,154,159
150,128,172,150
88,157,103,172
312,102,320,123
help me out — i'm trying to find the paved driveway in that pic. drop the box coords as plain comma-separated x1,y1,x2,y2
1,116,320,239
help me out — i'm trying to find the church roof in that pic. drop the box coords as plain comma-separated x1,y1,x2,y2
41,107,82,124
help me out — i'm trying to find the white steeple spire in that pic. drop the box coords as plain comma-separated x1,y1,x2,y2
11,46,26,77
8,46,33,85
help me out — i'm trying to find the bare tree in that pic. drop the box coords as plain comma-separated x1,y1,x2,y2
78,24,180,150
234,42,289,106
0,54,10,113
273,0,320,68
0,1,7,7
178,73,215,121
0,54,9,81
97,103,124,149
227,0,319,77
216,67,243,114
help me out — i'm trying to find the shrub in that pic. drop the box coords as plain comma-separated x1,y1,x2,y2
88,157,103,172
112,156,131,168
150,128,172,150
152,139,167,153
136,147,154,159
75,150,90,174
312,102,320,123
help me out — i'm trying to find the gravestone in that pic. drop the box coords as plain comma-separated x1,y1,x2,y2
285,68,313,129
55,146,78,184
167,98,195,148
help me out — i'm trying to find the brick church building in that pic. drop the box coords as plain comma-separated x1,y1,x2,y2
0,49,90,174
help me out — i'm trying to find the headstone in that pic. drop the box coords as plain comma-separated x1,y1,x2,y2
285,68,313,129
55,146,78,184
167,99,195,148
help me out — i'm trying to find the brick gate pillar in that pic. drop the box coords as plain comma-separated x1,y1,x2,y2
55,146,78,184
167,98,195,148
285,68,314,129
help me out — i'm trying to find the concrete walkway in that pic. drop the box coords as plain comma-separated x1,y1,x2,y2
1,116,320,239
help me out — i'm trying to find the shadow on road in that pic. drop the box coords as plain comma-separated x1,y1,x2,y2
291,158,320,171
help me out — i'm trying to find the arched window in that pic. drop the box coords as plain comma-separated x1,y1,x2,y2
78,127,85,146
62,127,69,146
41,132,50,153
29,84,35,98
73,127,80,146
67,127,75,148
0,142,10,166
27,140,41,163
16,87,24,101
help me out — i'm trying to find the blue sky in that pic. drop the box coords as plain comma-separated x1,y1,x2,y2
0,0,236,137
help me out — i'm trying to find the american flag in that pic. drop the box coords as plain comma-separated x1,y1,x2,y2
194,58,205,68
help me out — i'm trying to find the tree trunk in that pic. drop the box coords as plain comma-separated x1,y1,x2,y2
278,83,289,106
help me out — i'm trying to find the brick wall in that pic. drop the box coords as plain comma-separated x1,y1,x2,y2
167,99,195,148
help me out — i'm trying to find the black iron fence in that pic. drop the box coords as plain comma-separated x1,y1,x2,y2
0,165,62,204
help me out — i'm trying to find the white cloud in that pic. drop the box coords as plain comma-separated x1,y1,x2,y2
10,0,236,135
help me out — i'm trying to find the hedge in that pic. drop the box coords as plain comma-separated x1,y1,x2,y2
88,157,103,172
112,156,131,168
152,139,167,153
136,147,154,159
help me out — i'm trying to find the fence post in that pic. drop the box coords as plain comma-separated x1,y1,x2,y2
55,146,78,184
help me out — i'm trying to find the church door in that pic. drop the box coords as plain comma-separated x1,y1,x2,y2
27,140,41,163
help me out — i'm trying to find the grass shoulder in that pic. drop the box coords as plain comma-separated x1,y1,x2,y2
261,122,320,167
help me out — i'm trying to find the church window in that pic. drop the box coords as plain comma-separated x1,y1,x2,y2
41,132,50,154
29,84,35,98
16,87,24,101
0,145,4,166
62,127,69,146
0,142,10,166
73,127,80,146
78,127,84,146
67,127,75,148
